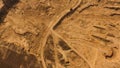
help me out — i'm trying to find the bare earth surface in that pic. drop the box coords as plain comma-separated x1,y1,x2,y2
0,0,120,68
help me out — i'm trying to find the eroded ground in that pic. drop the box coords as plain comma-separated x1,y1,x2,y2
0,0,120,68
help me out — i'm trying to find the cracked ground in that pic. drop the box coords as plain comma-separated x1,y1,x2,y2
0,0,120,68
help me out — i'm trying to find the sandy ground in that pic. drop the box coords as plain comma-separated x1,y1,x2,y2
0,0,120,68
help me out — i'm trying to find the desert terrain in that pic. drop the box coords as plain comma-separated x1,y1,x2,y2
0,0,120,68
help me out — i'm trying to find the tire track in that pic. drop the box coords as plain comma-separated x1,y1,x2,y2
51,30,92,68
38,0,99,68
37,0,82,68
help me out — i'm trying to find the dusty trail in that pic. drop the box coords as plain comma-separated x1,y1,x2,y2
38,0,82,68
38,0,102,67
